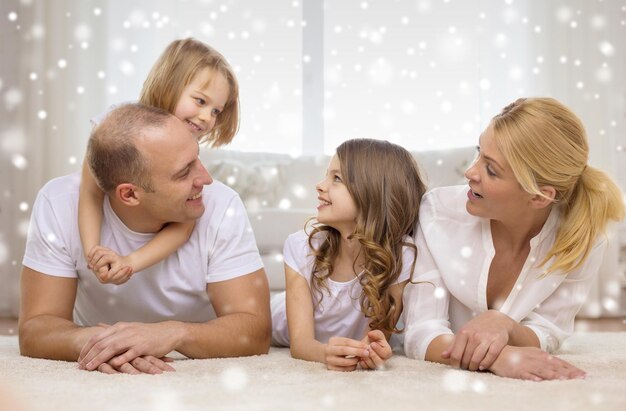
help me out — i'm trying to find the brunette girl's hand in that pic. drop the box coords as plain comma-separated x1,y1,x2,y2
358,330,392,370
88,246,134,285
324,336,370,371
442,310,513,371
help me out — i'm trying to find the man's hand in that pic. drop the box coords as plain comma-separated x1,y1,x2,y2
358,330,392,370
87,246,134,285
442,310,513,371
77,322,181,371
91,355,175,375
324,337,370,371
489,345,586,381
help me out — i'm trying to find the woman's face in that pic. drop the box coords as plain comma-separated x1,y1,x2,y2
464,125,534,222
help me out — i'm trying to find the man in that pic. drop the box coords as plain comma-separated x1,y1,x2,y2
19,103,271,374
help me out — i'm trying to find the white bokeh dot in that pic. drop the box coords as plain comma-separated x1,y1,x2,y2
434,287,446,299
0,241,8,264
220,367,248,391
12,154,27,169
461,246,472,258
599,41,615,57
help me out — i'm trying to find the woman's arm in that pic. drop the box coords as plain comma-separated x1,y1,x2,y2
403,224,454,362
519,236,608,352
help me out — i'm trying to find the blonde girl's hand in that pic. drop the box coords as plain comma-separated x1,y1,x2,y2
87,246,134,285
358,330,392,370
324,336,370,371
442,310,513,371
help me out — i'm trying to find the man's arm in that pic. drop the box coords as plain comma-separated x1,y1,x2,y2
78,268,271,370
182,267,272,357
18,267,100,360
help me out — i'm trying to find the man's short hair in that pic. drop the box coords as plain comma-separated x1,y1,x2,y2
87,103,172,193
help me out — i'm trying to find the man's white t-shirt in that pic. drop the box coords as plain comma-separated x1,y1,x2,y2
403,185,606,360
271,230,415,346
23,173,264,326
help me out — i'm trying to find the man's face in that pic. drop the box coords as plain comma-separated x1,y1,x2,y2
136,117,213,228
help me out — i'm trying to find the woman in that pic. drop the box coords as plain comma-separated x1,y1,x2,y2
403,97,624,381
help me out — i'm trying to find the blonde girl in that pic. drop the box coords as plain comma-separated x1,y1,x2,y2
271,139,427,371
403,97,624,381
79,38,240,284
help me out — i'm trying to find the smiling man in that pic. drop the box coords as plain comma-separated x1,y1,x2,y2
19,103,270,374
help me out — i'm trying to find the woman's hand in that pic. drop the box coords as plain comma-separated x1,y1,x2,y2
489,345,586,381
442,310,514,371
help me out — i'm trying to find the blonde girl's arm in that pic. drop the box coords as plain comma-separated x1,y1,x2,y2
89,221,196,277
78,161,104,260
124,221,195,272
79,161,132,284
285,264,369,371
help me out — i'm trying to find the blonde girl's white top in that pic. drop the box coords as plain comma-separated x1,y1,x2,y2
271,230,415,346
403,185,607,360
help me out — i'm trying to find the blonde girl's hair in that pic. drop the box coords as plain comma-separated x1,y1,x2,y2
492,97,625,275
139,38,239,147
307,139,427,334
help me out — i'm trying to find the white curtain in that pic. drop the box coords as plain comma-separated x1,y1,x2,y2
0,0,106,316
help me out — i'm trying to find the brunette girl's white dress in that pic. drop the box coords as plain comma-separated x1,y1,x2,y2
271,230,415,346
403,185,607,360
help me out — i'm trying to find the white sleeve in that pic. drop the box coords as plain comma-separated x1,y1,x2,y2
282,231,309,280
22,190,78,278
521,237,607,353
206,195,264,282
396,237,418,284
402,223,453,360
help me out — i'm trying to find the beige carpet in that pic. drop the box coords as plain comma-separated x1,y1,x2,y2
1,333,625,411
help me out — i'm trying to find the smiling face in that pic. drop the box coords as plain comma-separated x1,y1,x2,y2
315,154,358,234
464,124,535,222
136,117,214,228
173,69,230,140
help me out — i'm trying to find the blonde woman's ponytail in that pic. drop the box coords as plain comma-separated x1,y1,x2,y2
541,166,624,274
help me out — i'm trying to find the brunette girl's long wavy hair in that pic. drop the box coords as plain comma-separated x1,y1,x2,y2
307,139,427,334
